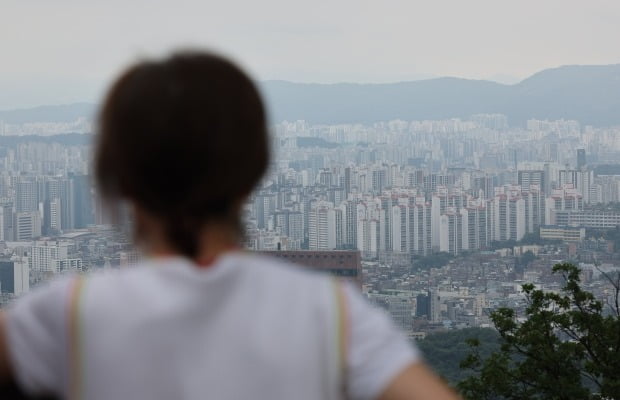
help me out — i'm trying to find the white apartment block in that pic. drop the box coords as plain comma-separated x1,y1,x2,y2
15,211,42,241
492,187,526,242
439,210,463,255
550,210,620,229
30,240,81,274
308,200,343,250
408,201,432,256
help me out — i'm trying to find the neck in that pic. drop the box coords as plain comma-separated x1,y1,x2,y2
146,222,240,266
194,223,241,265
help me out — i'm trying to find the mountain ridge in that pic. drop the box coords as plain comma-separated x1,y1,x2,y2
1,64,619,127
0,102,95,124
259,64,620,126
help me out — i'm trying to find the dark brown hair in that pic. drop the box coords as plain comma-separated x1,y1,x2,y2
96,51,269,258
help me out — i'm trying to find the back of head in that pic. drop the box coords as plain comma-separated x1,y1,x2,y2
96,51,269,258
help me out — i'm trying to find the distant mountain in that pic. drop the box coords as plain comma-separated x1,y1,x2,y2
2,65,619,127
0,133,93,146
259,64,620,126
0,103,95,124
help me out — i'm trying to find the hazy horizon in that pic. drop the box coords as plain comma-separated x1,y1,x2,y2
4,62,620,112
2,0,620,109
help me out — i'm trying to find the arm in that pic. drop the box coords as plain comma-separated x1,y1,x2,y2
2,311,59,400
341,282,460,400
378,363,461,400
0,277,74,396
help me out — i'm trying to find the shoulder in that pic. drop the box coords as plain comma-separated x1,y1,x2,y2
5,273,83,350
230,251,324,276
213,252,345,316
225,251,336,291
7,274,77,318
4,274,79,395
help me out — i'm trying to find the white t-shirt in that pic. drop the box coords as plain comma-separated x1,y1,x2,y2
6,252,420,400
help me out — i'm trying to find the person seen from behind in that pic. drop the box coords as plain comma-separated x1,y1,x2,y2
0,51,460,400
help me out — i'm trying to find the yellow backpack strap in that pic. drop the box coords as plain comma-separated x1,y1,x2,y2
67,276,85,400
332,278,350,398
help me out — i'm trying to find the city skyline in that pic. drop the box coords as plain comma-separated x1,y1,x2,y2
0,110,619,374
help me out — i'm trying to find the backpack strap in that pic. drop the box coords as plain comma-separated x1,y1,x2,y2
332,278,350,399
67,276,85,400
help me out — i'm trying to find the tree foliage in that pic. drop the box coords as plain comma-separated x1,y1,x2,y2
417,328,500,384
587,226,620,252
515,250,537,268
490,231,561,251
412,252,453,270
458,263,620,400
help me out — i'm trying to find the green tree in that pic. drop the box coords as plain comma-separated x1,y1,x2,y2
412,252,453,270
515,250,537,268
458,263,620,400
520,231,543,245
417,328,500,384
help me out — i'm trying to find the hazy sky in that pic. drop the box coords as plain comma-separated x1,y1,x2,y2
1,0,619,109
